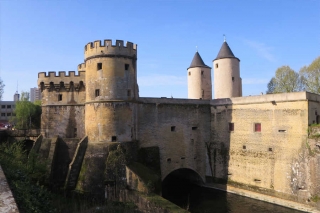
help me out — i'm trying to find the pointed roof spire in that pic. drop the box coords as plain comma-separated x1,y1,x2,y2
188,51,210,69
214,41,239,61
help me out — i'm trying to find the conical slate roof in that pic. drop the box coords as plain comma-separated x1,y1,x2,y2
214,41,239,61
188,52,210,69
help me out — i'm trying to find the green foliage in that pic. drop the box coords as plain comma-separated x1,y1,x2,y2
300,57,320,94
267,66,304,94
14,94,42,129
310,194,320,203
0,77,4,101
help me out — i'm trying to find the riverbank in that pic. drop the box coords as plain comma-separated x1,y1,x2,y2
204,182,319,213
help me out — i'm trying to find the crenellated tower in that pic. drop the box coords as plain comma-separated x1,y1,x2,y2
84,39,138,143
187,51,212,99
213,40,242,99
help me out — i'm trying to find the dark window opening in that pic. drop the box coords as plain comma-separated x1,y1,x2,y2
254,123,261,132
278,130,286,133
192,126,197,130
171,126,175,131
232,77,234,81
254,179,261,182
97,63,102,70
243,145,246,149
95,89,100,97
111,136,117,142
1,113,5,116
201,70,204,75
125,64,129,70
194,156,197,160
167,158,171,162
1,105,5,108
74,128,77,137
181,157,185,160
216,63,218,68
188,72,191,76
268,147,273,152
127,90,131,97
7,105,11,108
7,113,11,116
229,123,234,131
58,94,62,101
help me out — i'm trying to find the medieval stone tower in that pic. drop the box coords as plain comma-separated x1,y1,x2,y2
213,41,242,99
187,51,212,99
84,40,138,143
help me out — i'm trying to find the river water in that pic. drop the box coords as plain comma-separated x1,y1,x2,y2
163,183,307,213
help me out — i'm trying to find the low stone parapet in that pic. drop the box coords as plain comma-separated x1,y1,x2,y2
0,165,19,212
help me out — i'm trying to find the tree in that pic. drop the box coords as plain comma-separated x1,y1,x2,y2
299,57,320,94
14,91,41,129
266,66,304,94
0,78,5,101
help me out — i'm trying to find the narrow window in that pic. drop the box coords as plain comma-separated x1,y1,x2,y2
232,77,234,81
254,123,261,132
125,64,129,70
268,147,273,152
58,94,62,101
216,63,218,68
229,123,234,131
171,126,176,131
95,89,100,97
188,72,191,76
201,70,204,75
127,90,131,97
192,127,197,130
167,158,171,162
243,145,246,149
97,63,102,70
111,136,117,142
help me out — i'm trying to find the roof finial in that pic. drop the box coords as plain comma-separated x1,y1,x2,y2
223,34,226,42
196,46,198,52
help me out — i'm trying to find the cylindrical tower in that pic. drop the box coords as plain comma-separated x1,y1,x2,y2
213,41,242,99
187,52,212,99
84,39,138,143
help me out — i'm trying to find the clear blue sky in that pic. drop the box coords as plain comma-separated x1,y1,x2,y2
0,0,319,101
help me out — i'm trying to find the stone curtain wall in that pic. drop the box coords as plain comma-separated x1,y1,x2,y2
137,98,211,181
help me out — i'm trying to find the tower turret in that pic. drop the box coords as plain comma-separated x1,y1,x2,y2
213,41,242,99
187,51,212,99
84,39,138,143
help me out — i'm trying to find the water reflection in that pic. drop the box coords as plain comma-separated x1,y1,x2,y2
163,181,306,213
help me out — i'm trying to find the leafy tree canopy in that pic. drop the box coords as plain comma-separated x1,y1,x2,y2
267,66,304,94
299,57,320,94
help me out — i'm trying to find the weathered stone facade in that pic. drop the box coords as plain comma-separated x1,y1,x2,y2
36,39,320,210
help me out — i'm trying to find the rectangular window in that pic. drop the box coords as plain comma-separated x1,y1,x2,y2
95,89,100,97
201,70,204,75
111,136,117,142
192,127,197,130
127,90,131,97
1,105,5,108
125,64,129,70
229,123,234,131
171,126,176,131
232,77,234,81
216,63,218,68
7,113,11,116
1,113,5,116
254,123,261,132
7,105,11,108
97,63,102,70
188,72,191,76
58,94,62,101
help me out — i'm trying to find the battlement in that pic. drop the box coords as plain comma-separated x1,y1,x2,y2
37,71,85,92
78,63,86,71
84,39,137,60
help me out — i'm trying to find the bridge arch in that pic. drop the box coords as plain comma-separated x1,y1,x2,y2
162,168,204,186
